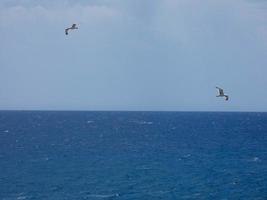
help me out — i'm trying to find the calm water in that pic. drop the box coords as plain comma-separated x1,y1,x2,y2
0,111,267,199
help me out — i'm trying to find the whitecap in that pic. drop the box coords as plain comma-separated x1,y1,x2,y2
183,154,191,158
136,166,152,170
17,196,27,200
43,157,50,161
87,120,94,124
131,120,153,125
252,157,260,162
143,121,153,125
85,193,119,198
178,154,191,160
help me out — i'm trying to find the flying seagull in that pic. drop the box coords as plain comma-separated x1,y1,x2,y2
216,87,229,101
65,24,78,35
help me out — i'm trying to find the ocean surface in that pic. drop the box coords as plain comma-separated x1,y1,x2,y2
0,111,267,200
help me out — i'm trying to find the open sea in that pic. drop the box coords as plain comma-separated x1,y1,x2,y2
0,111,267,200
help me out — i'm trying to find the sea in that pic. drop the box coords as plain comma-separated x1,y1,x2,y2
0,111,266,200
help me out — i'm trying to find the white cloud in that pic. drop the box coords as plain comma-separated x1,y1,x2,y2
150,0,267,46
0,4,121,27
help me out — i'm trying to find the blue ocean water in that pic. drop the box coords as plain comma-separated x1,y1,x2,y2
0,111,267,200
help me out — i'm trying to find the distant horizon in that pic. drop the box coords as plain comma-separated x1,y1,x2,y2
0,109,266,113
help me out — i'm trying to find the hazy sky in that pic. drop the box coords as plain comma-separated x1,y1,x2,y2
0,0,267,111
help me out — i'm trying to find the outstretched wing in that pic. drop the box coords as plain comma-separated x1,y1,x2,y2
216,87,224,95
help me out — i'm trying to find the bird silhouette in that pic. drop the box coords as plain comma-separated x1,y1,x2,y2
216,87,229,101
65,24,78,35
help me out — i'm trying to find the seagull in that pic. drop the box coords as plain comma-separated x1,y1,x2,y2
65,24,78,35
216,87,229,101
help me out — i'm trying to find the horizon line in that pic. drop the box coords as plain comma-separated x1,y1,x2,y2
0,109,266,113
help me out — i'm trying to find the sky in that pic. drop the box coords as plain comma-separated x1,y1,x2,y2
0,0,267,111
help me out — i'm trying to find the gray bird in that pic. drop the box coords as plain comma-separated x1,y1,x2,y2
65,24,78,35
216,87,229,101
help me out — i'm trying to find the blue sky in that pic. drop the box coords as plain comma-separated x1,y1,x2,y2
0,0,267,111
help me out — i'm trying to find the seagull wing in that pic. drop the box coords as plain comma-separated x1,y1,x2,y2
71,24,76,29
219,89,224,95
216,87,224,95
65,28,69,35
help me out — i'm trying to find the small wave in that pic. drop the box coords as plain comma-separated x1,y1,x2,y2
84,193,119,199
17,196,27,200
43,157,50,161
251,157,260,162
184,154,191,157
178,154,191,160
245,157,261,163
136,165,152,170
2,193,29,200
131,120,153,125
147,190,171,197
